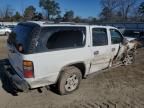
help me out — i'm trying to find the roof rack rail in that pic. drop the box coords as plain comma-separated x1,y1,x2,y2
43,21,77,25
58,22,76,24
43,21,55,24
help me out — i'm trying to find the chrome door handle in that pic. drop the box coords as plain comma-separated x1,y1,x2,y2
94,51,99,55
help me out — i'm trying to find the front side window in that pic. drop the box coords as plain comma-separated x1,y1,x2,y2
92,28,108,46
110,29,123,44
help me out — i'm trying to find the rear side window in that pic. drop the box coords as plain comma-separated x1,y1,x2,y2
47,30,84,49
92,28,108,46
36,27,86,52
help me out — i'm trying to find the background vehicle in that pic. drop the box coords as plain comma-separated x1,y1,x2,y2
6,21,137,95
0,26,12,35
6,25,16,31
122,29,144,47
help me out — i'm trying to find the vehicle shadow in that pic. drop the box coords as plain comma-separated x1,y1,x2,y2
0,59,18,96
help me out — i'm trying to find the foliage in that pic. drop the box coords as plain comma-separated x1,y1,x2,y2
32,13,43,21
24,5,36,20
13,11,21,21
74,16,81,23
63,10,74,22
39,0,60,20
0,0,144,22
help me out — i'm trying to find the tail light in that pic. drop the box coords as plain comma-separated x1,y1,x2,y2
23,60,34,78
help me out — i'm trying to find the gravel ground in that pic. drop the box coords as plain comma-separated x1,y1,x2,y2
0,36,144,108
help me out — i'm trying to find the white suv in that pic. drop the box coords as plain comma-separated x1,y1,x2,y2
5,21,137,95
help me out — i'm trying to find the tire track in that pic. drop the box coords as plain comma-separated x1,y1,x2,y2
67,100,117,108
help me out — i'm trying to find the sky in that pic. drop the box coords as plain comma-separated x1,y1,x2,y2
0,0,101,18
0,0,143,18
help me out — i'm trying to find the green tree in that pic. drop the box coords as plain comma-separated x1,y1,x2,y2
74,16,81,23
13,11,21,21
63,10,74,22
39,0,60,20
24,5,36,20
32,12,43,21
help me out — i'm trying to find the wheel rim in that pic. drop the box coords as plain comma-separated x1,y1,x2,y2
65,74,79,92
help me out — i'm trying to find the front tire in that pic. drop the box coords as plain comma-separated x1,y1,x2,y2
57,66,82,95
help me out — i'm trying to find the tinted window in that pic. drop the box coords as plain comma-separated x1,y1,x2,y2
92,28,108,46
110,29,123,44
36,27,86,51
47,30,84,49
8,24,40,53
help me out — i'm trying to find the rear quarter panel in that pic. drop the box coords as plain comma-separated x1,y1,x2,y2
23,47,91,86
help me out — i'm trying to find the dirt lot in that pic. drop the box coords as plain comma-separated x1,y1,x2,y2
0,36,8,59
0,36,144,108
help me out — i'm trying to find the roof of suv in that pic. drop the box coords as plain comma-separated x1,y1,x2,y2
24,21,116,29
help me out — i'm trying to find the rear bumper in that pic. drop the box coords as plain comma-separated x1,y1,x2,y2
3,60,29,92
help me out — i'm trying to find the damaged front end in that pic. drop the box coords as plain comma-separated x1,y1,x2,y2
112,39,139,66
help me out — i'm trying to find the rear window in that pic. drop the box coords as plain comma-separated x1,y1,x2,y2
8,23,40,53
15,25,33,49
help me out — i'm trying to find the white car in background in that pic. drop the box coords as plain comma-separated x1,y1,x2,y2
0,26,12,35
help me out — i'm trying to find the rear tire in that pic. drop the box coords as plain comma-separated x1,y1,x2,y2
57,66,82,95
